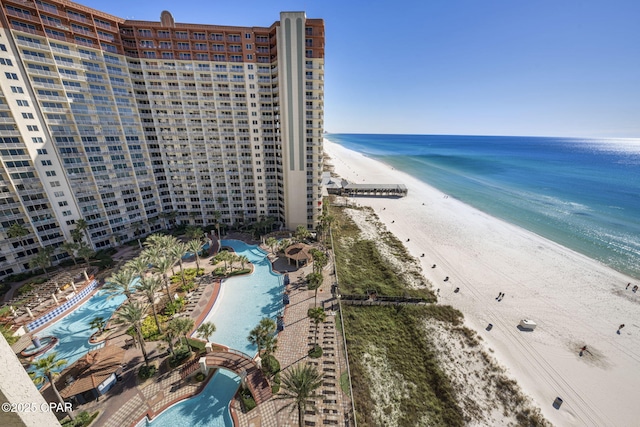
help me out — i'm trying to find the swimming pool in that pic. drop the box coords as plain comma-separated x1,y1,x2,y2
145,240,282,426
142,369,240,427
35,289,126,366
197,239,284,355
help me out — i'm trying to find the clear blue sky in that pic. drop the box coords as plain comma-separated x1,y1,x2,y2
83,0,640,138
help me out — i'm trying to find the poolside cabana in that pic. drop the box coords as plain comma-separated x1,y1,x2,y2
284,243,312,268
57,345,124,404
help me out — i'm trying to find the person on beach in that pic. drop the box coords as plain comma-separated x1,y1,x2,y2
626,283,630,290
406,238,410,242
618,324,625,334
633,285,638,293
579,345,588,357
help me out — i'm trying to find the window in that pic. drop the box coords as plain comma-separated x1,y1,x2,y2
0,58,12,66
245,33,251,39
32,137,44,143
37,149,47,154
50,180,61,187
45,170,56,177
58,200,68,207
54,191,64,197
10,86,24,93
16,100,29,106
41,160,52,166
27,125,39,131
22,113,34,119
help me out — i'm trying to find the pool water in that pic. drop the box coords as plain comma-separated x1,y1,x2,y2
149,240,283,426
144,369,240,427
36,289,126,366
197,239,284,355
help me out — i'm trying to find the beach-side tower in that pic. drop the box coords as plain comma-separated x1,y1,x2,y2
0,1,324,278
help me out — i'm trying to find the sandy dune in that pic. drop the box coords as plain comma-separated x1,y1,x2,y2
324,138,640,427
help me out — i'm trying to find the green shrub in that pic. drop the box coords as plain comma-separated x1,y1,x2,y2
16,283,33,296
308,344,323,358
271,372,281,393
60,410,98,427
187,337,206,352
169,345,191,368
239,388,256,411
164,297,185,316
138,364,156,380
261,354,280,378
194,372,206,382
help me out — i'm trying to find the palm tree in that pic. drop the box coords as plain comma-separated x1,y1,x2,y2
310,249,327,275
186,239,203,273
307,307,326,349
104,269,137,300
124,256,149,278
114,301,150,366
237,255,249,271
74,218,89,244
137,276,163,333
61,241,78,266
29,246,53,278
185,225,204,241
168,317,194,352
212,210,222,239
266,237,278,255
277,363,323,427
76,243,95,269
294,225,310,243
7,222,29,257
163,328,177,357
213,250,232,272
247,317,277,355
306,272,323,307
170,241,188,289
151,255,175,302
29,352,75,421
318,213,335,242
89,316,106,333
196,321,216,342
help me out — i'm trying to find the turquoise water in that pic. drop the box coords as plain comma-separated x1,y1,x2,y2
327,134,640,279
148,240,282,426
145,369,240,427
36,289,126,366
198,239,284,355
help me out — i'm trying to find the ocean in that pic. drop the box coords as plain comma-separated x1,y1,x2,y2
326,134,640,280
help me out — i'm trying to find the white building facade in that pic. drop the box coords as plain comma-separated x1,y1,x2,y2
0,2,324,278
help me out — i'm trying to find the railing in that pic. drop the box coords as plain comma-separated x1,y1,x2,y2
329,224,357,426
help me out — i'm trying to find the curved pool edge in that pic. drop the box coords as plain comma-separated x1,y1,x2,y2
136,368,240,427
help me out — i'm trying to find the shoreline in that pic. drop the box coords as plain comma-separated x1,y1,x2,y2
324,138,640,427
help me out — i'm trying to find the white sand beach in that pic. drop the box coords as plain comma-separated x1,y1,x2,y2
324,138,640,427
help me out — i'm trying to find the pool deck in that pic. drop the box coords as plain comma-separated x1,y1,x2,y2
63,236,352,427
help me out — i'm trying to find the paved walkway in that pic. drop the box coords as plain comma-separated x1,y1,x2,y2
233,251,353,427
67,237,354,427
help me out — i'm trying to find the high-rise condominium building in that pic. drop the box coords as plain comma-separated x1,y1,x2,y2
0,1,324,278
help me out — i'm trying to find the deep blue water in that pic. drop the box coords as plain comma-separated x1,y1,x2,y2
326,134,640,279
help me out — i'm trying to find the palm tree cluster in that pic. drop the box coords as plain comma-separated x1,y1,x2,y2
211,250,250,274
248,317,278,356
103,231,213,370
